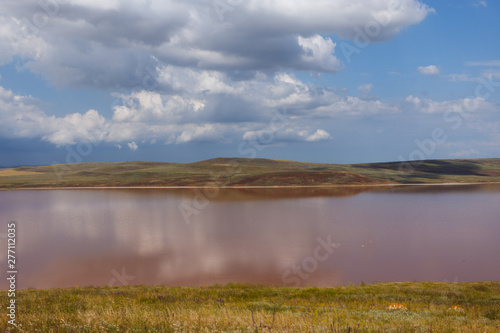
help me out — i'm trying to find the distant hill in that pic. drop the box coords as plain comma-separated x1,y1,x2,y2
0,158,499,189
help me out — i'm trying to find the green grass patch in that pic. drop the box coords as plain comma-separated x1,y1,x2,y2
1,282,499,332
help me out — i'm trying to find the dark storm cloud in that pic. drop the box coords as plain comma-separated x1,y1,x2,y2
0,0,433,89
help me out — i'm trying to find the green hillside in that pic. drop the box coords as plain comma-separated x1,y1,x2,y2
0,158,500,189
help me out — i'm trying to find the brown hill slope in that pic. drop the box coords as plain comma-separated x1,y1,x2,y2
0,158,499,188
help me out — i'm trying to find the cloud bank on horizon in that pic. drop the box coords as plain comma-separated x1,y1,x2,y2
0,0,499,165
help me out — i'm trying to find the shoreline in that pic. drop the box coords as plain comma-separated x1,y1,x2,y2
2,279,499,292
2,181,500,190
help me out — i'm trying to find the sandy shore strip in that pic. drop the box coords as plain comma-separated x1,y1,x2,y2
2,182,500,190
0,169,43,177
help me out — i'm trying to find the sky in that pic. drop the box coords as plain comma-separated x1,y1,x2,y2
0,0,499,166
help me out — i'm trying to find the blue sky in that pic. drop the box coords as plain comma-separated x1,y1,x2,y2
0,0,499,166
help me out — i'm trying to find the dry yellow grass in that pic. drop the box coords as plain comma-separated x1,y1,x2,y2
1,282,499,332
0,169,41,177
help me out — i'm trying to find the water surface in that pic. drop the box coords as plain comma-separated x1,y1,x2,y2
1,184,499,289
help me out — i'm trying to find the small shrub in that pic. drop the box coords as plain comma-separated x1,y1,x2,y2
483,308,499,320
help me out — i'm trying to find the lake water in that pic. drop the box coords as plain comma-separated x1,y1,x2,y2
1,184,499,289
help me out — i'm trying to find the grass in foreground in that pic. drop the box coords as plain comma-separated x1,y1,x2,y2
1,282,499,332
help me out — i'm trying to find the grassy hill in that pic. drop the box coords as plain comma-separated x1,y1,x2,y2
0,158,500,189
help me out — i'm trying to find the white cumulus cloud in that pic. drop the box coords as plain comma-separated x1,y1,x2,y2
298,35,341,72
5,61,496,149
417,65,440,76
306,129,331,142
127,141,139,151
